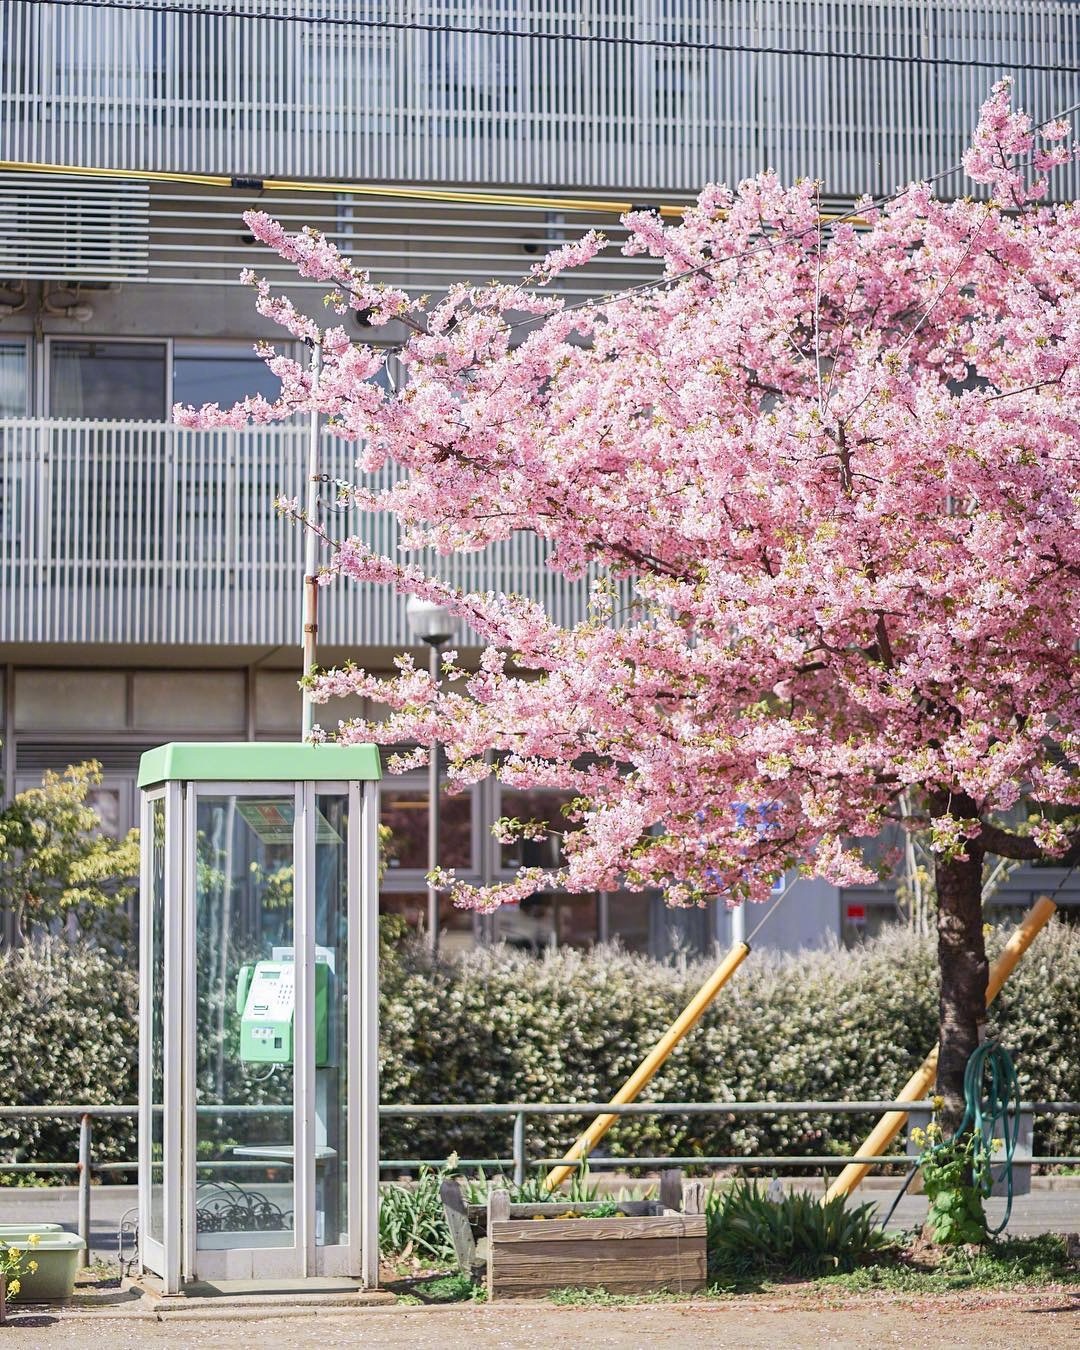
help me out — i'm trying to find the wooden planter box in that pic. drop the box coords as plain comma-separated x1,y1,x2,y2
441,1170,707,1300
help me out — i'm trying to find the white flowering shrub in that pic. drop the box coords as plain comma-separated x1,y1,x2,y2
2,922,1077,1176
0,939,137,1174
379,922,1080,1166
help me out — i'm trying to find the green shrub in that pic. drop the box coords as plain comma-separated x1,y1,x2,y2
3,920,1079,1178
706,1181,889,1277
379,921,1080,1166
0,939,137,1175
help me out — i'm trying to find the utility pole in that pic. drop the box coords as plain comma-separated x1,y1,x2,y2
406,597,453,953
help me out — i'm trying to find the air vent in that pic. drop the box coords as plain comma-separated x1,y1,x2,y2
14,742,154,774
0,173,149,282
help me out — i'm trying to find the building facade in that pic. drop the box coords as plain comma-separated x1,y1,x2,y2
2,0,1077,952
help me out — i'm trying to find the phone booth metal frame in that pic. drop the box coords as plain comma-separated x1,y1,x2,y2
137,743,381,1293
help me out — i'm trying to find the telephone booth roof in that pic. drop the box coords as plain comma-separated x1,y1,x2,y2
138,741,382,788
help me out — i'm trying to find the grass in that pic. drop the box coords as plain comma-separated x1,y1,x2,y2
818,1234,1080,1293
543,1234,1080,1305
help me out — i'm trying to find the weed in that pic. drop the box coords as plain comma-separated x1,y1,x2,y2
547,1286,698,1306
819,1234,1079,1293
392,1271,484,1304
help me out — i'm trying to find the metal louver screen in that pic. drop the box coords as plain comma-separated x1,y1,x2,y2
0,174,150,281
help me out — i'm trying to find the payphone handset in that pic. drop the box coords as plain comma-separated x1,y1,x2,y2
236,953,331,1066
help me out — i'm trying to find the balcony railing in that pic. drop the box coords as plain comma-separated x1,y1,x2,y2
3,1,1079,197
0,418,605,648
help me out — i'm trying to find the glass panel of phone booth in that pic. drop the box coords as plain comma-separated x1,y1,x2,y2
193,795,295,1253
315,793,348,1248
148,797,166,1246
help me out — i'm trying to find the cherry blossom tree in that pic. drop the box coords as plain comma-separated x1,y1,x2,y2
179,83,1080,1115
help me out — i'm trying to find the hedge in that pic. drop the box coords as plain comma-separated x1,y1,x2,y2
0,938,139,1172
379,922,1080,1166
2,921,1078,1175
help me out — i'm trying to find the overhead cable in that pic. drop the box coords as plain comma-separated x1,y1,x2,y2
23,0,1080,79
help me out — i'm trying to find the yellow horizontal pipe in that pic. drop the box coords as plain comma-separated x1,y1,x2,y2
823,895,1057,1203
544,940,751,1192
0,159,870,227
0,158,683,216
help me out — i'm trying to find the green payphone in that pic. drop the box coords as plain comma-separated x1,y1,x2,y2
236,956,331,1066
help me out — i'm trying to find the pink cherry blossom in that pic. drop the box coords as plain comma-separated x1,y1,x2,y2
179,87,1080,1105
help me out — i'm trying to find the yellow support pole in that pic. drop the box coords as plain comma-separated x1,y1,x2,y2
544,940,751,1192
823,895,1057,1203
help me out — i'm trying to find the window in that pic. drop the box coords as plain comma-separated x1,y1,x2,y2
49,340,166,420
381,786,474,871
173,342,282,411
379,890,475,951
607,890,653,953
420,1,517,113
490,891,612,951
0,341,27,416
498,788,581,871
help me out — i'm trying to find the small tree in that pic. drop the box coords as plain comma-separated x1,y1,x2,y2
179,83,1080,1118
0,762,139,944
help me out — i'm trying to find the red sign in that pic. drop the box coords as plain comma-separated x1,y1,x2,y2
845,903,867,925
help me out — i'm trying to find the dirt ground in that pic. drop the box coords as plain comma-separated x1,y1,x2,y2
5,1290,1079,1349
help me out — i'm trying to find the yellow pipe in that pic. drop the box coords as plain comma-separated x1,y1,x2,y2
544,940,751,1191
0,158,684,216
0,159,870,226
823,895,1057,1203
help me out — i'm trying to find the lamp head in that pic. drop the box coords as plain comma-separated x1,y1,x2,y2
406,596,453,646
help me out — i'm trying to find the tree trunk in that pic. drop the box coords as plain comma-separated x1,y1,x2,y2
934,845,988,1130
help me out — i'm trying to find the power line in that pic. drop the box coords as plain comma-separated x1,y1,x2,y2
25,0,1080,79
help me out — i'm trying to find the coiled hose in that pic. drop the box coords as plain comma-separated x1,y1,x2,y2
880,1039,1021,1234
955,1039,1022,1235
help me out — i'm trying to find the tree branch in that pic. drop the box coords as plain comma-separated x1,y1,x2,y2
977,819,1080,862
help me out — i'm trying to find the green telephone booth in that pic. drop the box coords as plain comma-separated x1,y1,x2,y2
137,743,381,1293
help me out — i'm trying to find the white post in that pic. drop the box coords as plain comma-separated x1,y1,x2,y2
162,781,184,1295
137,792,152,1276
346,781,363,1276
730,903,746,946
294,781,317,1275
180,785,197,1283
359,780,381,1287
302,345,321,739
427,640,441,955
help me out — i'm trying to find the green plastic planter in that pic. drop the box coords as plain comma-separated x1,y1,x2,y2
0,1224,64,1236
1,1233,84,1301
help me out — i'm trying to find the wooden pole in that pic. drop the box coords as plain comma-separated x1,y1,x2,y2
823,895,1057,1203
544,941,751,1191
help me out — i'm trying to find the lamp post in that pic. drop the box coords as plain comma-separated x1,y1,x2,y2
406,597,453,954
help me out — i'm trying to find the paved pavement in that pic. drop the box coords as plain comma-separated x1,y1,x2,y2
5,1292,1080,1349
3,1180,1079,1264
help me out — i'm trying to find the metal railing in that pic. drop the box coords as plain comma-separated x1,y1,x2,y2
0,418,615,647
4,1,1080,198
3,1099,1079,1264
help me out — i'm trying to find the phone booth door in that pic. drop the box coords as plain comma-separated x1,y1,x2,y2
139,745,380,1294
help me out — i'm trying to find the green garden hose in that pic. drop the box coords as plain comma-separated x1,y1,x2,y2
955,1039,1022,1235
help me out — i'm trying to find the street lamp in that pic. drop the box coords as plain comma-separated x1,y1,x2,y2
406,597,454,954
